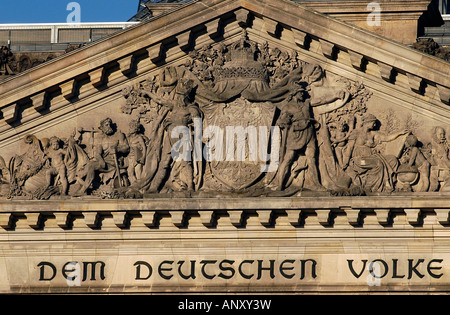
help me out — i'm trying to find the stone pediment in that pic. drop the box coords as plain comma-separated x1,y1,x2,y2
0,0,449,200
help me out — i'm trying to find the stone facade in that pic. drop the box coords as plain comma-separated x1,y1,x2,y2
2,196,450,294
0,0,449,294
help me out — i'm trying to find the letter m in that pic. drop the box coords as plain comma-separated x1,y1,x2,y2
82,261,106,281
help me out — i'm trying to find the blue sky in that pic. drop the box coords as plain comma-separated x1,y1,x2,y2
0,0,138,23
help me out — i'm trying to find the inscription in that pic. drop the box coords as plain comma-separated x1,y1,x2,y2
38,261,106,282
134,259,317,281
34,257,447,286
347,259,443,279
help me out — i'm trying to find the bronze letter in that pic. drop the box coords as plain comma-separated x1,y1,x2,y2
408,259,425,279
347,259,367,278
238,260,254,279
82,261,106,281
177,260,196,280
200,260,217,280
158,260,174,280
38,261,56,281
427,259,443,279
257,260,275,280
280,260,295,279
218,260,235,279
134,261,152,280
300,259,317,279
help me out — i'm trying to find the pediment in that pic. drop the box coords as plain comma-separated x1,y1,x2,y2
0,0,449,199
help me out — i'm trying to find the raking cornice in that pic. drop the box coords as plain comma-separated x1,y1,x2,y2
0,0,448,127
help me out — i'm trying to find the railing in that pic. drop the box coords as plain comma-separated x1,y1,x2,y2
0,22,139,46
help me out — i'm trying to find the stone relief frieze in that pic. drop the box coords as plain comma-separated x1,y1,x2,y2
0,46,58,77
1,31,449,200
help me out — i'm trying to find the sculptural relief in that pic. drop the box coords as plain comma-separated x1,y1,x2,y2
398,134,430,192
275,87,324,192
0,45,58,77
1,30,448,199
126,119,149,185
344,114,409,194
429,127,450,192
44,136,69,196
76,117,130,195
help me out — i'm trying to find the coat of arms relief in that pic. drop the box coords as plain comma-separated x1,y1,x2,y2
1,30,448,200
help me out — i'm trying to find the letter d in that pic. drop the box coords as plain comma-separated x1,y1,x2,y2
134,261,153,280
38,261,57,281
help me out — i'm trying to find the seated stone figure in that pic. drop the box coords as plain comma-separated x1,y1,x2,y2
397,134,431,192
77,118,130,194
345,114,409,193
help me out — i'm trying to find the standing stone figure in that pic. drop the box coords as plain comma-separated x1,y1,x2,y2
0,46,14,75
330,121,351,169
44,136,69,195
429,126,450,191
276,87,324,191
140,78,202,193
126,119,148,185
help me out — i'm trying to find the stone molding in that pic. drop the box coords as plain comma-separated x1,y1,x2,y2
299,0,435,21
1,196,449,231
0,0,448,131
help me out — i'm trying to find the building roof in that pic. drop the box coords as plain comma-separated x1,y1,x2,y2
0,22,138,51
0,0,446,80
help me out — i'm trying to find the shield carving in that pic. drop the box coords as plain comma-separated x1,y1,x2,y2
190,30,296,191
202,97,276,190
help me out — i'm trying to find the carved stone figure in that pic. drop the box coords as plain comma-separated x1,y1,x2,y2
330,120,351,169
397,134,430,192
44,136,69,196
275,87,324,191
345,114,409,193
4,32,448,200
126,119,149,185
0,156,8,184
0,46,14,76
429,126,450,191
8,135,47,199
140,77,202,193
307,72,353,193
77,118,130,194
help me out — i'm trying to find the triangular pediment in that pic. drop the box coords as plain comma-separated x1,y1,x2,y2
0,0,449,199
0,0,448,127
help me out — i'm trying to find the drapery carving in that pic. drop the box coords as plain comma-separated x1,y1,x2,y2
1,31,448,200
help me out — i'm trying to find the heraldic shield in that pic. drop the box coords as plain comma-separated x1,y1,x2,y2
201,97,277,191
194,31,284,191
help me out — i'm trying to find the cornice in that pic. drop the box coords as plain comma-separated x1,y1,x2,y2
299,0,434,14
0,195,449,231
0,0,448,129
